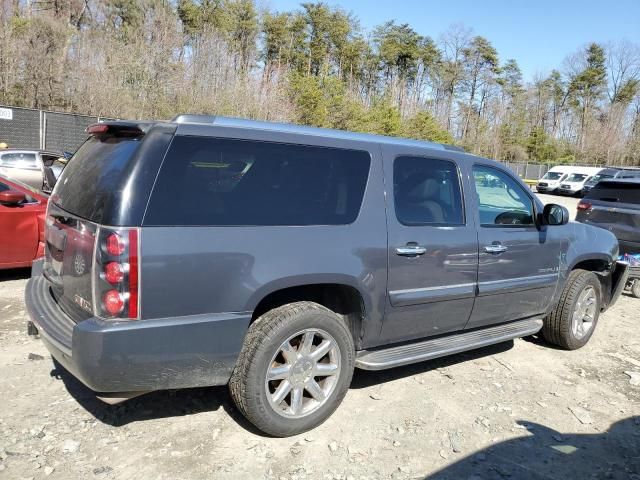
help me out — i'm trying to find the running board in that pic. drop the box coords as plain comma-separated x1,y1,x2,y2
355,318,543,371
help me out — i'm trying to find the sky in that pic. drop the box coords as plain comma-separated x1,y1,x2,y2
265,0,640,82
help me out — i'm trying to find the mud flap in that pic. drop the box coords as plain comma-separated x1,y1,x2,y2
609,261,630,309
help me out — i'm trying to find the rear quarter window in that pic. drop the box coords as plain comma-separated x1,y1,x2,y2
143,136,371,226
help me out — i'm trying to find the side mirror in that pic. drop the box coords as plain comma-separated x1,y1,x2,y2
543,203,569,226
0,190,26,206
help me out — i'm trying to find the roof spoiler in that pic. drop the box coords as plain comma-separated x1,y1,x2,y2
86,122,147,137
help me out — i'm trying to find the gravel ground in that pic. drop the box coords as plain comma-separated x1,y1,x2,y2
1,194,639,480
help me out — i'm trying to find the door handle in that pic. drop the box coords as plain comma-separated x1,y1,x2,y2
396,245,427,256
485,244,508,254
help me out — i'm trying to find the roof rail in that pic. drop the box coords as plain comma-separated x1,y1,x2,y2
171,114,457,151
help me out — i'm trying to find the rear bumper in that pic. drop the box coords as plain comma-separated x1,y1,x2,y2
25,271,250,393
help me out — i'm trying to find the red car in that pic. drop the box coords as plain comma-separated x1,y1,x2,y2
0,174,48,269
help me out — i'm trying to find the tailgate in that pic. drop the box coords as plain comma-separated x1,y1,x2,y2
43,203,97,323
587,203,640,242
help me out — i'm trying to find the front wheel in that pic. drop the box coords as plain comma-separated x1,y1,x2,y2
229,302,355,437
542,269,601,350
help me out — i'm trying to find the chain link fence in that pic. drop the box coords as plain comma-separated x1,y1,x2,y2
502,162,552,180
0,105,606,183
0,105,114,153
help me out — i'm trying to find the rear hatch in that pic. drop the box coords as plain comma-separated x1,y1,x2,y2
581,181,640,251
43,129,145,322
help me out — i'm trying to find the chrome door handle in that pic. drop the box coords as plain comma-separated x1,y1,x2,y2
485,244,508,254
396,245,427,256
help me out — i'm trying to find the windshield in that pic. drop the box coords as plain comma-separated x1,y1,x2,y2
566,173,588,182
587,173,614,184
542,172,563,180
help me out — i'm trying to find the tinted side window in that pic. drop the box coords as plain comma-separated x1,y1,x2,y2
0,152,38,169
473,165,534,226
393,156,464,226
144,136,371,226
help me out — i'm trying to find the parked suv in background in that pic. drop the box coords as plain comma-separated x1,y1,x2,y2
577,179,640,255
0,149,64,192
582,168,640,196
25,116,628,437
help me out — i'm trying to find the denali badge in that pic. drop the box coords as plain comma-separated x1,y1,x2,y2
74,294,93,314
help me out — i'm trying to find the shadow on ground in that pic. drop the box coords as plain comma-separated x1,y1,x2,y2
49,341,516,436
49,358,264,434
0,267,30,282
426,417,640,480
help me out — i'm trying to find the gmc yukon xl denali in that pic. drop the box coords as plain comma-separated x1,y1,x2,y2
25,116,629,437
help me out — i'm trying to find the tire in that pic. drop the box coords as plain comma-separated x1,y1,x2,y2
229,301,355,437
631,280,640,299
542,269,601,350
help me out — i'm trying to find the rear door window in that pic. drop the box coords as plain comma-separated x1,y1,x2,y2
393,156,464,226
0,152,38,169
144,136,371,226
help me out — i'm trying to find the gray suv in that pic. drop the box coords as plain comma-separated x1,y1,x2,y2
25,116,628,437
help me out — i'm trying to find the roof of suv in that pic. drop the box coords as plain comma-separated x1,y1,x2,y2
169,114,465,153
598,178,640,185
0,148,61,156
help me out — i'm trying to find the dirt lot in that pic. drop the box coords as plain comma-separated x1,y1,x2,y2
1,194,639,480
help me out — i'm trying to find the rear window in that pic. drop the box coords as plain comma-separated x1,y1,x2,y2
586,182,640,204
144,136,371,226
51,136,142,222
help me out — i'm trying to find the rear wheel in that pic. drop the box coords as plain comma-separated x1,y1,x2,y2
229,301,355,437
542,269,601,350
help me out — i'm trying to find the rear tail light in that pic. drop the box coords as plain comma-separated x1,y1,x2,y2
104,262,125,284
577,201,592,211
105,233,126,256
93,227,140,320
102,289,125,316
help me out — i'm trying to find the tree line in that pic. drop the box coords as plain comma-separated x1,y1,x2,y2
1,0,639,164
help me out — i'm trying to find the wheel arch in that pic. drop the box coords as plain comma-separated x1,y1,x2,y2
247,276,368,348
567,256,615,310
